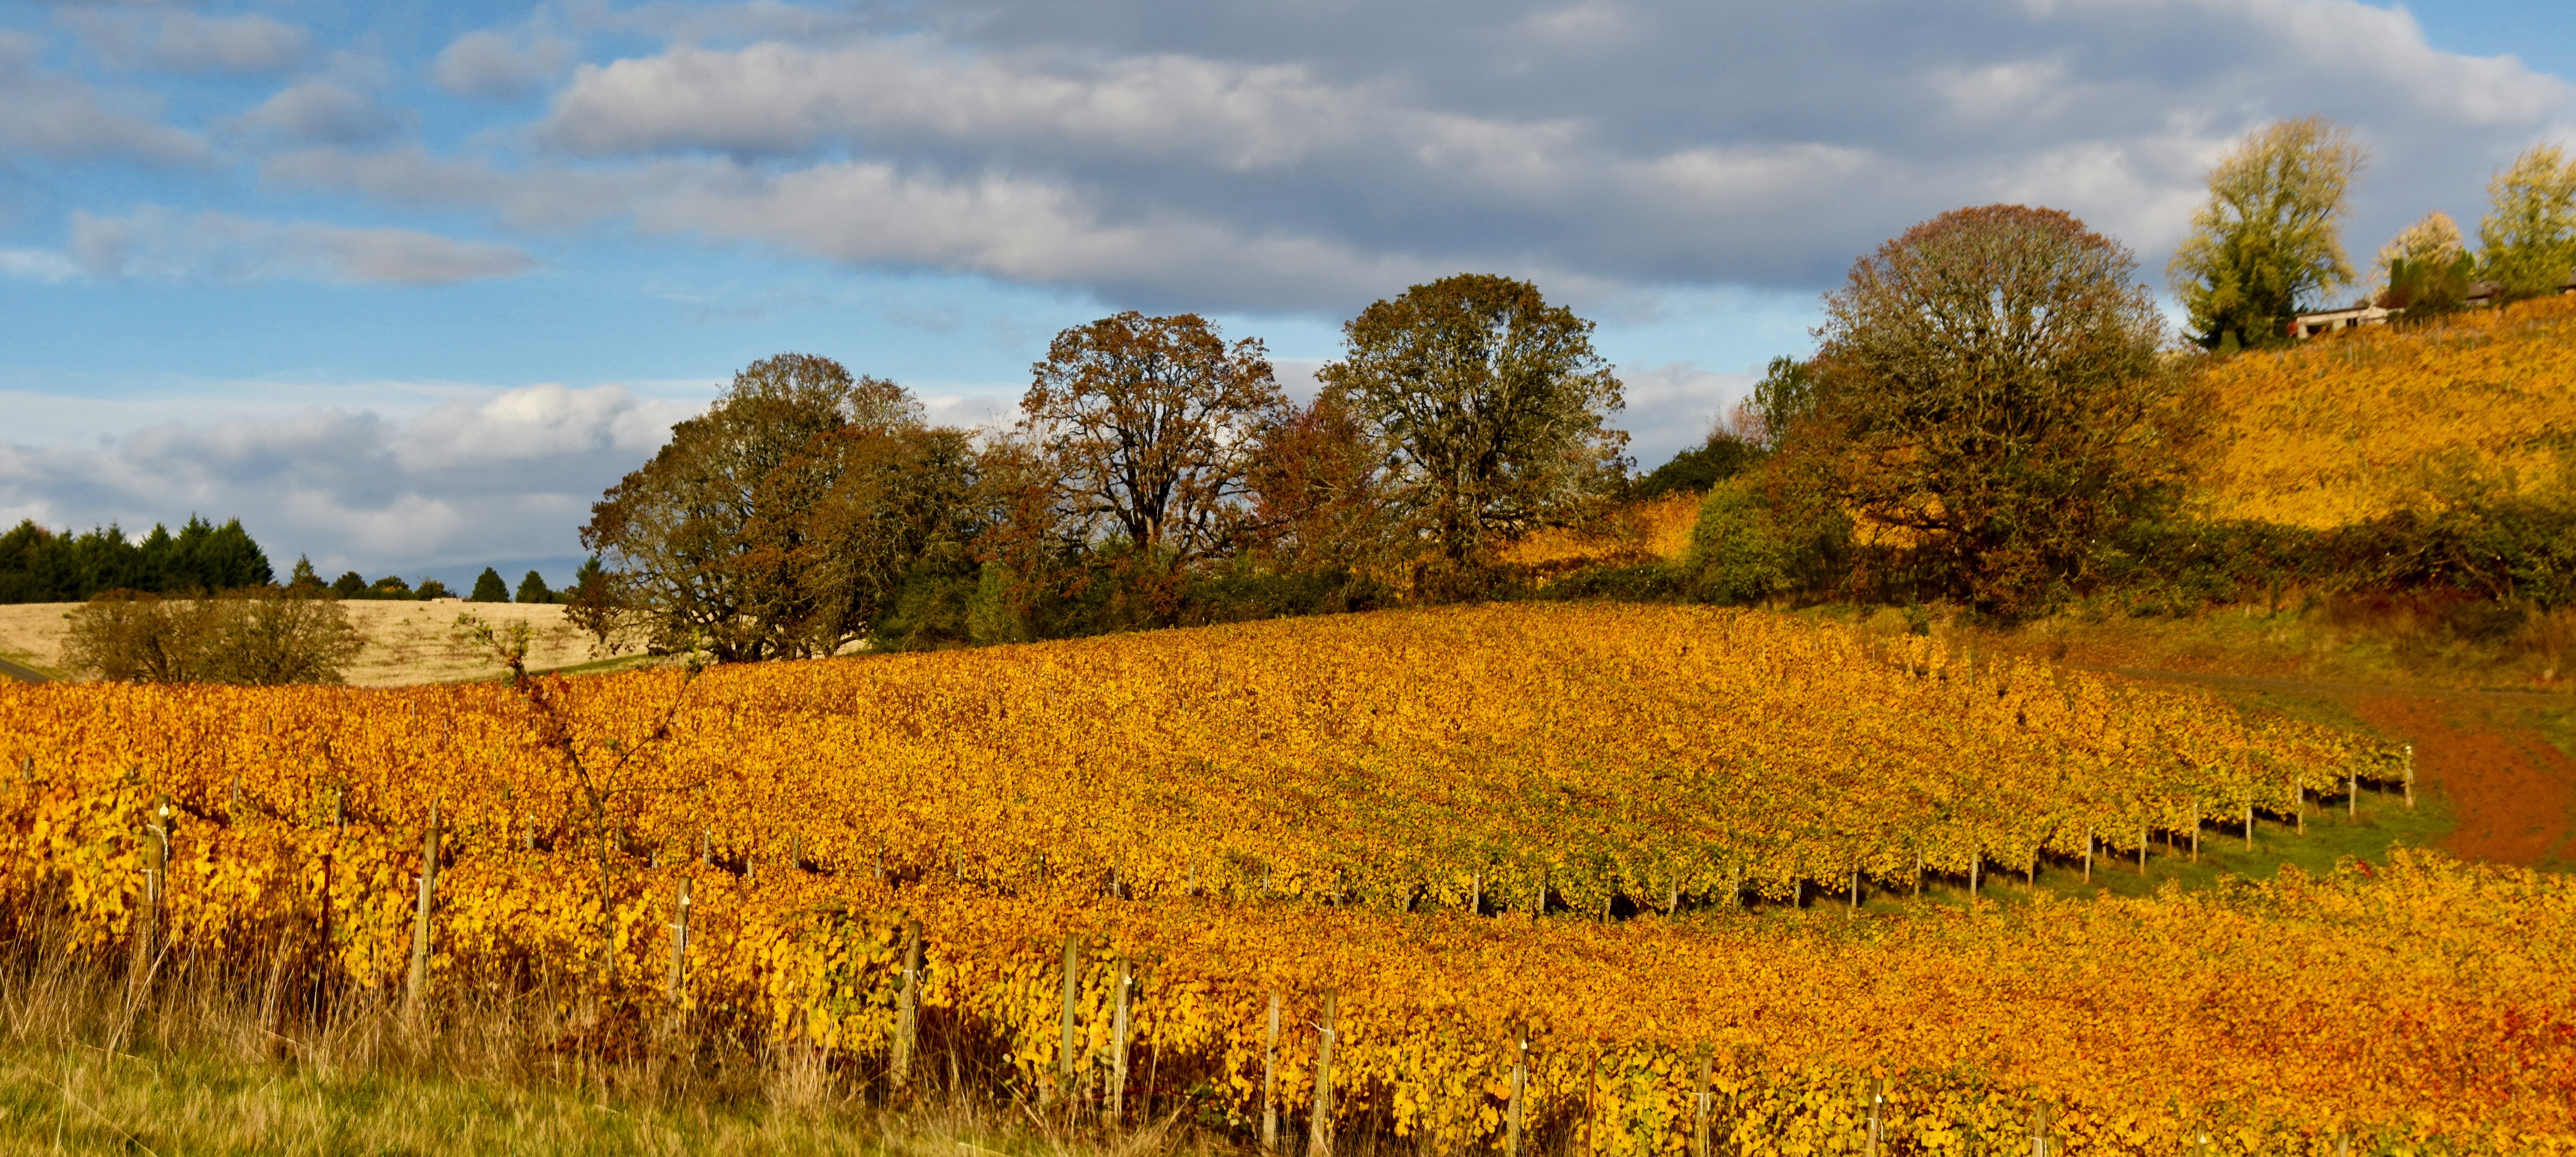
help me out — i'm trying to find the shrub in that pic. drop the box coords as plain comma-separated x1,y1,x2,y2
61,589,365,685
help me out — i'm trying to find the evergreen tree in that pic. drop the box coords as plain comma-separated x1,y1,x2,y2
515,570,552,604
331,572,368,599
471,568,510,602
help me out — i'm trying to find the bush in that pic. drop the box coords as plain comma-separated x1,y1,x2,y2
61,589,365,685
1678,480,1791,604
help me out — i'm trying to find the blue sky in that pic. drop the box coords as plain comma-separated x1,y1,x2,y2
0,0,2569,589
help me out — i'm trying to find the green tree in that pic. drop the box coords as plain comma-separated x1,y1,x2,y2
1022,312,1287,564
2169,116,2367,350
331,571,367,599
414,579,453,600
287,555,324,592
2476,142,2576,301
1317,273,1627,580
471,568,510,602
1804,203,2187,615
1747,356,1820,449
2376,210,2476,322
562,556,627,655
515,570,553,604
582,353,984,663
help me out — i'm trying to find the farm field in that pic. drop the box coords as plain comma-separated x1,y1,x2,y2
6,604,2568,1154
0,599,608,686
2192,295,2576,529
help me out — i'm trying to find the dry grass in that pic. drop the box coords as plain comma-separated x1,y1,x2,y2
0,601,626,686
0,917,1240,1156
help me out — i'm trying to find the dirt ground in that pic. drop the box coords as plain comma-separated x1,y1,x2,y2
0,601,607,687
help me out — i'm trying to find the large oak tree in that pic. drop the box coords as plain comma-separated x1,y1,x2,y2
1802,204,2185,614
582,354,981,662
1318,274,1626,578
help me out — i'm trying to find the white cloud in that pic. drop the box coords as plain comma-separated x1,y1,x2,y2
0,384,698,578
0,248,79,284
434,30,577,102
66,206,536,286
0,31,207,165
1613,361,1757,468
60,9,310,75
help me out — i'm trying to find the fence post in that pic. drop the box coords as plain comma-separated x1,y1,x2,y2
1508,1023,1528,1157
2244,801,2255,851
139,794,170,973
1848,867,1861,916
2404,744,2415,808
1261,990,1281,1151
1109,956,1132,1123
1307,988,1337,1157
1867,1076,1885,1157
665,875,692,1007
1693,1046,1713,1157
2082,827,2092,883
891,917,921,1092
1054,933,1081,1106
406,801,442,1017
2138,826,2148,875
2295,779,2306,835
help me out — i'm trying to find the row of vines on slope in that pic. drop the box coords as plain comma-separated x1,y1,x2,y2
2,780,2568,1157
0,605,2397,914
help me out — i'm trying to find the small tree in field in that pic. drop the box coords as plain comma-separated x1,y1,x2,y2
1318,273,1626,583
1801,203,2186,615
515,570,552,604
2169,116,2366,350
470,568,509,602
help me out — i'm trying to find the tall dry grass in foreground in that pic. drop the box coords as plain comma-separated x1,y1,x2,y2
0,910,1232,1156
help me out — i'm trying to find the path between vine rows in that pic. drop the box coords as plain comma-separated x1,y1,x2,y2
2097,667,2576,869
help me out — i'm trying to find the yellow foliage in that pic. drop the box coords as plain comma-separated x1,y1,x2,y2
1497,493,1701,570
0,605,2546,1151
2196,296,2576,528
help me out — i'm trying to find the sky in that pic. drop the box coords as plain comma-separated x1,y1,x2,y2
0,0,2570,589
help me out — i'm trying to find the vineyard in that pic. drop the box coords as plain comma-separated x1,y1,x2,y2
2196,295,2576,529
5,604,2565,1153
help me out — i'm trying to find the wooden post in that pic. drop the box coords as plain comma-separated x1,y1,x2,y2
2138,826,2148,875
1261,990,1281,1151
1109,956,1133,1123
1507,1024,1528,1157
1849,867,1861,916
892,918,922,1092
1055,933,1081,1105
2244,801,2255,851
405,801,442,1015
665,875,692,1006
1692,1046,1714,1157
1866,1076,1885,1157
139,794,170,971
1307,988,1338,1157
2295,780,2306,835
2189,810,2199,863
2404,744,2415,808
2349,767,2359,818
1968,853,1979,899
2030,1102,2051,1157
699,829,711,866
1470,871,1482,914
1912,851,1922,899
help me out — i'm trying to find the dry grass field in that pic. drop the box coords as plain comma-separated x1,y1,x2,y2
0,600,617,686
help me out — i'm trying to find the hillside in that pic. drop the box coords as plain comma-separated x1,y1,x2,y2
2194,295,2576,528
1,605,2563,1151
0,600,605,685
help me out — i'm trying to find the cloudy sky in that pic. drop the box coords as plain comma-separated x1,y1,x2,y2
0,0,2569,587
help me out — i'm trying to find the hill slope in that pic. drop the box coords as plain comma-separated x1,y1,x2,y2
2195,296,2576,528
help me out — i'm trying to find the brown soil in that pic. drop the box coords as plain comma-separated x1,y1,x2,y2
2348,694,2576,867
2088,665,2576,869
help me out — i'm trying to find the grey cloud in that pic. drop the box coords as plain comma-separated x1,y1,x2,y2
0,32,207,165
313,0,2576,312
434,30,577,101
0,384,696,579
236,80,412,145
60,9,310,75
68,206,536,286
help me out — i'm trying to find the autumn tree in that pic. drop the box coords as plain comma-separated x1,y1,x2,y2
2477,142,2576,301
1318,274,1627,579
1242,390,1398,571
2169,116,2367,350
1021,312,1287,562
2375,210,2474,320
62,589,363,684
1804,204,2185,615
582,353,982,663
